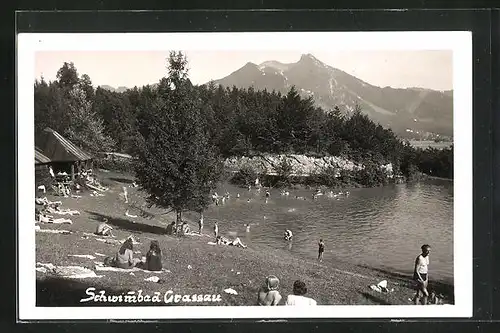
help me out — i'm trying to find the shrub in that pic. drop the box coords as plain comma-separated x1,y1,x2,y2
94,157,135,173
230,165,258,187
354,161,389,187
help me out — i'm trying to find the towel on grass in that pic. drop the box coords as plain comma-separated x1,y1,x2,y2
224,288,238,295
36,229,72,234
82,232,116,238
36,262,103,279
94,265,166,274
68,254,96,260
144,276,160,282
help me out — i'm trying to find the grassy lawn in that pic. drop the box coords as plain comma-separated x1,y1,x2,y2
35,170,453,307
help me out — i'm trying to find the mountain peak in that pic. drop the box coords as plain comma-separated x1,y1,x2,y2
298,53,326,68
301,53,317,60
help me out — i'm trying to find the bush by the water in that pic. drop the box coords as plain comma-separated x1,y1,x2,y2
94,157,135,173
416,146,453,179
230,165,258,187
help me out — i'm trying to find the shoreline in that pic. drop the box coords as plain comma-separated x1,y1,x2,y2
35,170,454,306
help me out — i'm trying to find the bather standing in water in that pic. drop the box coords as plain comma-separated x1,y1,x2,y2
318,239,325,262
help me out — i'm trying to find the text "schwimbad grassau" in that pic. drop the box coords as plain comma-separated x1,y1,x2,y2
80,287,222,304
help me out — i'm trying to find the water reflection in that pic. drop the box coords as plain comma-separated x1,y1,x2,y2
204,181,453,283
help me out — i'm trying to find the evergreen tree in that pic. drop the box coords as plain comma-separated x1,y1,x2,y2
133,51,223,226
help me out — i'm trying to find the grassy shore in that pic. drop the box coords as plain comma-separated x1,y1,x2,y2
35,170,453,306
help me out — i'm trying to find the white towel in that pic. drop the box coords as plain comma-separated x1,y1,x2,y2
68,254,96,260
224,288,238,295
36,229,72,234
144,276,160,282
94,265,164,274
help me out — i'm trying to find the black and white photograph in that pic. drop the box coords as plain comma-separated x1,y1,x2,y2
17,31,472,320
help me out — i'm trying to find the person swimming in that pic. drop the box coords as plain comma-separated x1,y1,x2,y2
284,229,293,241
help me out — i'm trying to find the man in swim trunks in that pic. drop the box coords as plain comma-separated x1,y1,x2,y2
318,239,325,262
413,244,431,305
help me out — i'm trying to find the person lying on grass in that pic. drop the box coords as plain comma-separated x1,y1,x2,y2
35,197,62,206
45,203,80,216
257,275,282,305
104,238,142,269
36,210,72,224
216,235,247,249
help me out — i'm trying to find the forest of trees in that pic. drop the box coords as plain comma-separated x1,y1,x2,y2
34,53,454,194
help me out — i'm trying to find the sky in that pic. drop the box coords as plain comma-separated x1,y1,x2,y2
34,50,453,91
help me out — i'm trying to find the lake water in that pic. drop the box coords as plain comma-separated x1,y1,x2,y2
204,180,454,284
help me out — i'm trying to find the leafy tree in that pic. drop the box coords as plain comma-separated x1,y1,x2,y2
133,51,223,226
63,85,115,153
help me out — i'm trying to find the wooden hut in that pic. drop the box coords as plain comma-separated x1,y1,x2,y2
35,127,93,180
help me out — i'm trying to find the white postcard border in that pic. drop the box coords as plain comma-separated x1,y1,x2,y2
17,31,472,320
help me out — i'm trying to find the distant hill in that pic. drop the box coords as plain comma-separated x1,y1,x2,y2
211,54,453,137
100,85,129,93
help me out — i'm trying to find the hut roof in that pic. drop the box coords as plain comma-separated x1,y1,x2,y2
36,128,93,162
35,146,51,165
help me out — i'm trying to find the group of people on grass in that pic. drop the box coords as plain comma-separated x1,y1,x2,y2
257,277,317,306
102,237,163,272
94,218,433,305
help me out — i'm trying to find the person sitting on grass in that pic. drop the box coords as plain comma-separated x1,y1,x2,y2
105,238,142,269
216,235,247,249
95,221,114,237
181,221,191,235
165,221,176,235
257,275,282,305
144,240,163,271
285,280,317,306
